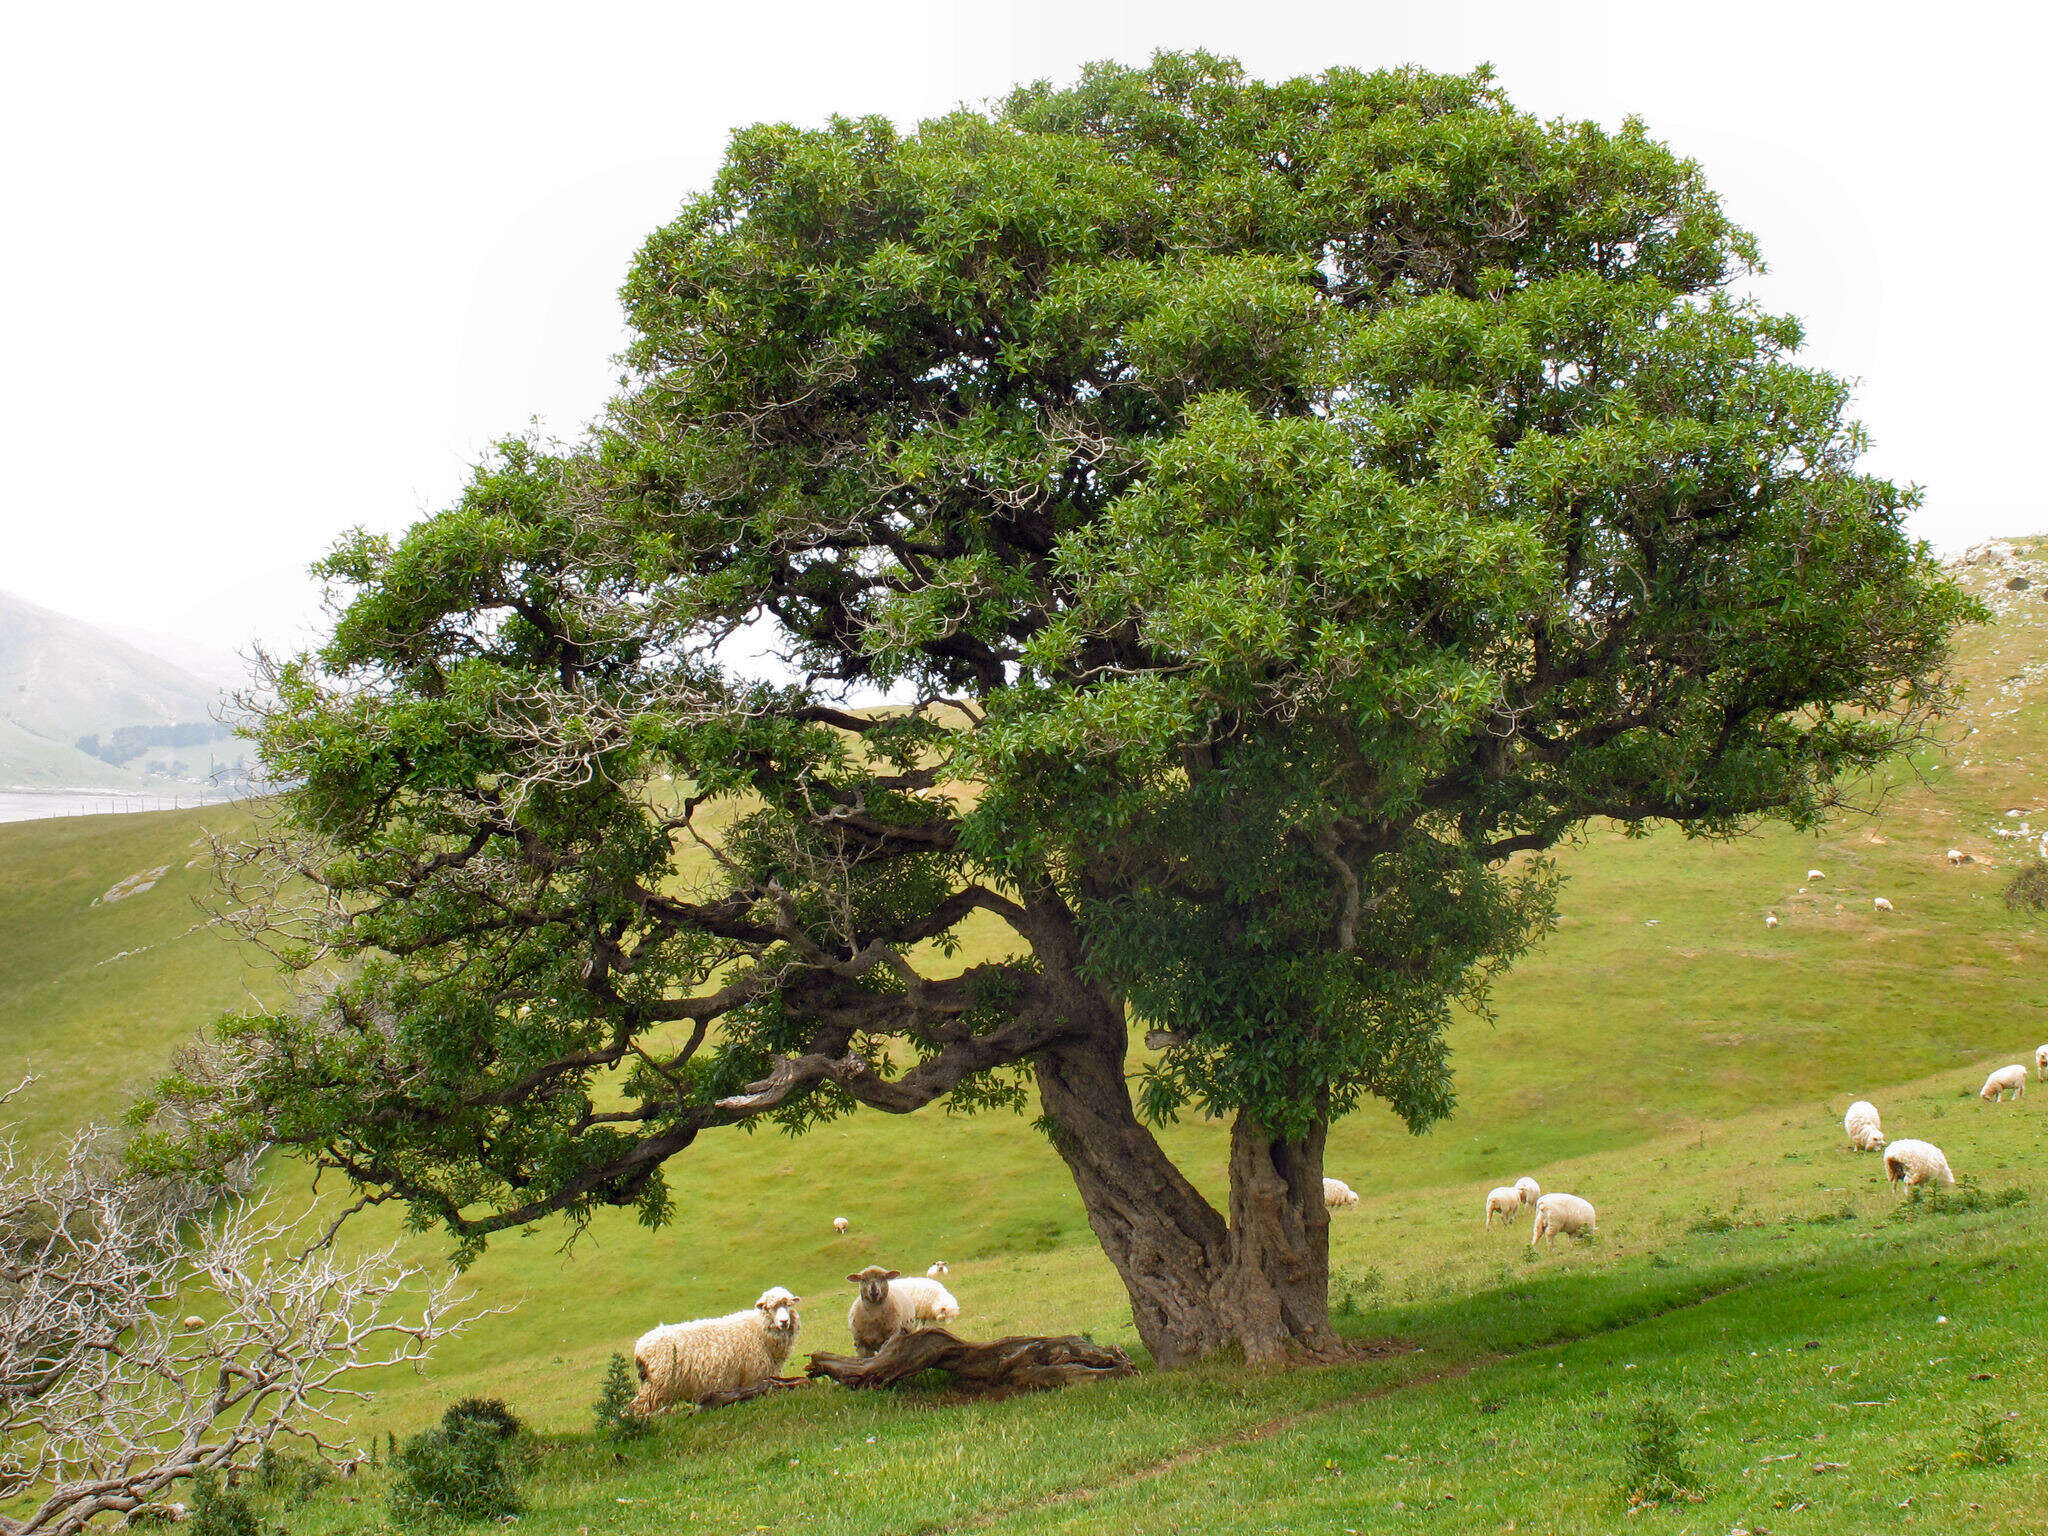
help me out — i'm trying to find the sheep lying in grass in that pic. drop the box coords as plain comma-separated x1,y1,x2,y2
1843,1100,1885,1152
927,1261,950,1278
1980,1065,2027,1103
1530,1193,1596,1247
1323,1177,1360,1209
1873,896,1894,912
1882,1139,1956,1193
847,1266,959,1357
2037,1043,2048,1081
631,1286,803,1413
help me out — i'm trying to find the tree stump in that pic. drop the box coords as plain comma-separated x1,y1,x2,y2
804,1329,1136,1393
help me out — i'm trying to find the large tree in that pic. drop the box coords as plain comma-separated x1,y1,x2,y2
146,55,1972,1365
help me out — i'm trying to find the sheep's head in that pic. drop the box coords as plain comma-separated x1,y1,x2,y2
848,1265,899,1306
1514,1177,1540,1204
1980,1082,1999,1100
755,1286,802,1335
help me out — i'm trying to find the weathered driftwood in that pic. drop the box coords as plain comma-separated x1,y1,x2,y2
694,1374,808,1410
804,1328,1137,1393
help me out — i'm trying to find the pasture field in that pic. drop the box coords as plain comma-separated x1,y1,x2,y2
2,540,2046,1531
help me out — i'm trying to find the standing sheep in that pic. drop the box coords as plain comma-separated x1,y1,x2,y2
1843,1100,1885,1152
832,1216,850,1233
1483,1186,1523,1226
630,1286,803,1413
1514,1176,1541,1203
1530,1193,1597,1247
926,1261,950,1278
1882,1139,1957,1193
846,1266,959,1356
1980,1065,2027,1103
2034,1043,2047,1081
1322,1177,1360,1209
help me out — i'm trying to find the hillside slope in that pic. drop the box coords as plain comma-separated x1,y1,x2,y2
2,540,2046,1477
0,589,231,787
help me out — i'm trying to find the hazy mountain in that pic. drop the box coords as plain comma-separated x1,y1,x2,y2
0,591,233,788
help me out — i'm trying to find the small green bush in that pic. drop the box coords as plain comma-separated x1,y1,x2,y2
187,1473,258,1536
2003,859,2048,912
1957,1404,2016,1466
1889,1183,2028,1220
1616,1398,1704,1507
388,1421,521,1528
254,1444,334,1502
1331,1266,1385,1317
1687,1213,1737,1235
440,1396,523,1441
592,1352,652,1442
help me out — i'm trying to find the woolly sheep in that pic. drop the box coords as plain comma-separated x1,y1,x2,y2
926,1261,950,1278
1872,896,1894,912
1843,1100,1884,1152
832,1216,849,1233
1882,1138,1956,1193
1483,1186,1523,1226
1323,1177,1360,1209
1807,869,1825,881
846,1266,959,1356
630,1285,803,1413
1948,848,1967,866
2035,1043,2048,1081
1514,1176,1540,1202
1530,1192,1597,1246
1765,914,1778,928
1980,1064,2027,1103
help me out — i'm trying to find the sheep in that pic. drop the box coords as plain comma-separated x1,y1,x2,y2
1807,869,1825,881
1947,848,1967,866
846,1266,959,1356
832,1216,849,1233
926,1261,950,1278
630,1285,803,1413
1872,897,1894,912
1980,1064,2027,1103
1843,1100,1884,1151
1765,914,1779,928
1530,1193,1597,1246
1323,1177,1360,1209
1882,1138,1956,1193
1514,1176,1541,1203
1483,1186,1523,1226
2035,1043,2048,1080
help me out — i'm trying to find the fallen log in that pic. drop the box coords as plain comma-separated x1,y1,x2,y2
804,1328,1137,1393
695,1375,808,1410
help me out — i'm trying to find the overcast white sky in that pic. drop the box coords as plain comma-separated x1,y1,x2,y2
3,1,2042,673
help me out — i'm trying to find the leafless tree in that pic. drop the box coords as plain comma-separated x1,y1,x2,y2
0,1081,481,1536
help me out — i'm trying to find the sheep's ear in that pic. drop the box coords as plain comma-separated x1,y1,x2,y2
882,1269,900,1280
846,1272,865,1283
784,1295,802,1306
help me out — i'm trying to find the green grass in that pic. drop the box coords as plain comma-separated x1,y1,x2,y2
5,541,2048,1532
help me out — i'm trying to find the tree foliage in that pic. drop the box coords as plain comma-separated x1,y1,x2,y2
143,55,1972,1355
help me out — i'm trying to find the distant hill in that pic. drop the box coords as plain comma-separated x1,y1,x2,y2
0,590,235,788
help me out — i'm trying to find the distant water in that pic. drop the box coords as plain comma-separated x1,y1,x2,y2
0,790,233,824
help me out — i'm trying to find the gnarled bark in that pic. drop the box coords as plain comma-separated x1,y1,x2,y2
805,1329,1135,1392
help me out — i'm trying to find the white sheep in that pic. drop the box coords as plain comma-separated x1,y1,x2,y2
926,1261,950,1278
630,1285,803,1413
1842,1100,1884,1151
1872,896,1894,912
1323,1177,1360,1209
1515,1176,1541,1203
2034,1043,2048,1081
846,1266,959,1356
1765,914,1779,928
1980,1064,2027,1103
1530,1193,1597,1246
832,1216,849,1233
1882,1138,1956,1193
1807,869,1825,881
1947,848,1967,866
1483,1186,1523,1226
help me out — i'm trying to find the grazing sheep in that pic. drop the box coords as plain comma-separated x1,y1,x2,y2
1872,897,1894,912
1882,1139,1956,1193
1765,914,1779,928
1947,848,1967,866
1530,1193,1597,1246
846,1266,959,1356
1323,1177,1360,1209
1980,1064,2028,1103
1807,869,1825,881
631,1286,803,1413
2035,1043,2048,1081
1514,1176,1541,1202
832,1216,849,1233
926,1261,950,1278
1843,1100,1884,1151
1483,1186,1524,1226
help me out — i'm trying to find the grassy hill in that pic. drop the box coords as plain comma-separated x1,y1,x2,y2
4,541,2048,1532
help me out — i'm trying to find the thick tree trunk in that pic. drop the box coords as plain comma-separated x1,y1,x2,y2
1032,1003,1342,1367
